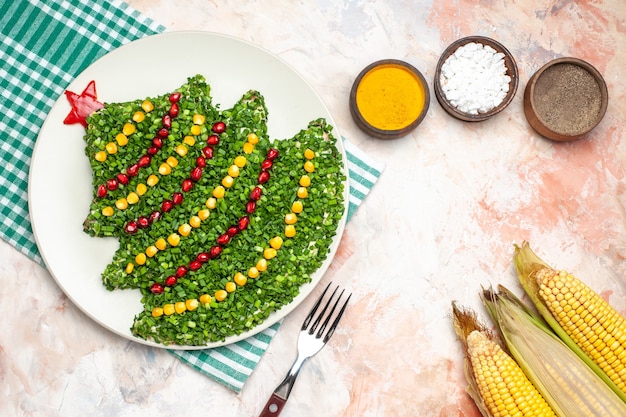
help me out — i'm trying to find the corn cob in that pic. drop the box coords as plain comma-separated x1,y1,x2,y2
482,286,626,417
451,302,556,417
514,242,626,402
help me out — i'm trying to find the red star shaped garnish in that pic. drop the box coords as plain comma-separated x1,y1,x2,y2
63,80,105,127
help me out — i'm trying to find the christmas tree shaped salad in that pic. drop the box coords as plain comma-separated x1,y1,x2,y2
70,74,346,346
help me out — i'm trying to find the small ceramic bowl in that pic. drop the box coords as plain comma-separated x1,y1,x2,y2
349,59,430,139
434,36,519,122
523,57,608,142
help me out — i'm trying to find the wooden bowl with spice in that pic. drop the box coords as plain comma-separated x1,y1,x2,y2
349,59,430,139
523,57,608,142
434,36,519,122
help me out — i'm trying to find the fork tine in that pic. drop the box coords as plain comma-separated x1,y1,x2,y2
310,286,340,334
315,288,344,338
322,293,351,342
301,282,332,330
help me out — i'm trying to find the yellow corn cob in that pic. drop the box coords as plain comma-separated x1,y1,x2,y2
514,242,626,402
452,303,556,417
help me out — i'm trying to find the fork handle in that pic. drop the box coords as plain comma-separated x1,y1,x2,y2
258,393,287,417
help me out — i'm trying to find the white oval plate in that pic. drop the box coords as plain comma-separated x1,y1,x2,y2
28,31,348,350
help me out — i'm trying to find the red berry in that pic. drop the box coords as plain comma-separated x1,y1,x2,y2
137,216,150,228
207,134,220,145
249,186,262,201
175,266,188,278
169,103,179,118
196,156,206,168
182,179,193,192
150,282,165,294
147,146,159,156
97,184,107,198
212,121,226,133
191,167,203,182
196,252,210,263
169,92,181,103
127,163,139,177
124,221,138,234
152,137,163,149
217,233,230,246
106,178,118,191
172,192,183,205
165,276,178,286
226,226,240,237
138,155,151,168
246,201,256,214
209,246,222,259
149,211,161,223
158,128,169,138
266,148,279,160
161,200,174,212
116,173,129,185
258,171,270,184
189,260,202,271
162,115,172,129
238,216,250,230
202,146,214,159
261,159,273,170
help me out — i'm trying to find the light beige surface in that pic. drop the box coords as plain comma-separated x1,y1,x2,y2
4,1,626,416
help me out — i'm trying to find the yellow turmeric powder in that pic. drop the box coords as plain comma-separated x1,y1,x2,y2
355,63,426,131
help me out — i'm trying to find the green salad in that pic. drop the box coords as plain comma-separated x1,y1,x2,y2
82,75,346,345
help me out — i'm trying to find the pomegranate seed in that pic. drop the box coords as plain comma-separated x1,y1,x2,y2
127,163,139,177
175,266,188,278
226,226,240,237
137,216,150,228
209,246,222,259
162,115,172,129
189,260,202,271
150,282,165,294
238,216,250,230
217,233,230,246
161,200,174,212
169,103,179,118
124,221,138,234
116,173,129,185
249,186,262,201
191,167,203,182
172,192,183,205
149,211,161,223
169,92,181,103
152,137,163,149
138,155,151,168
196,252,210,263
246,201,256,214
97,184,107,198
266,148,279,160
147,146,159,156
258,171,270,184
207,134,220,145
261,159,273,170
106,178,119,191
196,156,206,168
182,179,193,192
165,276,178,286
202,146,214,159
212,121,226,133
157,128,169,138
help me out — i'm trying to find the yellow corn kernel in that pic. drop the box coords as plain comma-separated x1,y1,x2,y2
115,198,128,210
190,124,202,136
95,151,107,162
141,100,154,112
145,245,158,258
166,156,178,167
269,236,283,250
263,248,277,260
189,216,201,228
299,175,311,187
158,163,171,175
243,142,254,154
152,307,164,318
256,258,268,272
225,282,237,293
167,233,180,247
136,183,148,196
234,272,247,286
248,267,260,279
174,301,187,314
135,253,147,265
155,238,167,251
127,192,139,205
234,155,247,168
304,148,315,159
297,186,308,199
247,132,259,144
122,123,135,135
102,206,114,216
115,133,129,146
186,299,199,311
291,201,303,214
175,144,188,156
183,135,196,146
198,209,210,220
132,111,145,123
147,174,159,186
199,294,212,305
192,114,206,125
105,142,118,154
214,290,228,302
228,165,240,178
285,225,296,238
205,197,217,209
222,175,234,188
212,186,225,199
285,213,298,225
178,223,192,237
163,303,175,316
125,263,134,274
304,161,315,173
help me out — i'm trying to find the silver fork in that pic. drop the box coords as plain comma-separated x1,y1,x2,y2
257,282,351,417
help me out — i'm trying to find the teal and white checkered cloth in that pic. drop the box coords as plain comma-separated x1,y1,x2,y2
1,0,383,392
